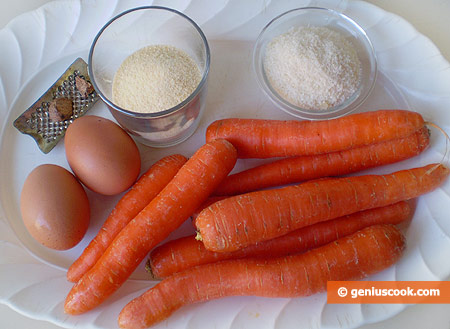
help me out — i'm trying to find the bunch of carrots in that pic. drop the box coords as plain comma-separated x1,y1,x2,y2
63,109,449,329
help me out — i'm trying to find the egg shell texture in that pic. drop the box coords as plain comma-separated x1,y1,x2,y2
20,164,90,250
64,115,141,195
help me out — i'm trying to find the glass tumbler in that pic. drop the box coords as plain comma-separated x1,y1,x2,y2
89,6,210,147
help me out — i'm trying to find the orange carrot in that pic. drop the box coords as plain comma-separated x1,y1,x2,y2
149,201,412,278
156,202,413,278
190,196,228,227
67,154,187,283
64,139,237,315
119,224,405,329
196,163,448,252
206,110,425,158
214,127,430,196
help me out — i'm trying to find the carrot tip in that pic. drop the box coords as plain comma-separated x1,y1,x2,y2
425,121,450,167
195,231,203,241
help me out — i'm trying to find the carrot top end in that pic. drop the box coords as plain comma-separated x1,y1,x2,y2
145,259,161,281
195,231,203,241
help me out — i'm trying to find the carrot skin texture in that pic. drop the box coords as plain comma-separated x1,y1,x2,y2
196,164,449,252
67,154,187,283
119,225,405,329
64,139,237,315
149,201,412,278
190,196,228,228
214,127,430,196
206,110,425,158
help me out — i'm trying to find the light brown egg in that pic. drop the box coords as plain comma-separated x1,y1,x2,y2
20,164,90,250
64,115,141,195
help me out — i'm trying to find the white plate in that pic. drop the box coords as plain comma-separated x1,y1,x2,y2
1,0,450,328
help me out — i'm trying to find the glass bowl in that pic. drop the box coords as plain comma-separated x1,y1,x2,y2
253,7,377,120
89,6,210,147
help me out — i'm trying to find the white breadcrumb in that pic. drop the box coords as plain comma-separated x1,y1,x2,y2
264,26,361,110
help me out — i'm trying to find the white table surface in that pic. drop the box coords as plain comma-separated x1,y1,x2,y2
1,1,450,328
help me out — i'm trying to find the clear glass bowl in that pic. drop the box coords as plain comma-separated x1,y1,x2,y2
89,6,210,147
253,7,377,120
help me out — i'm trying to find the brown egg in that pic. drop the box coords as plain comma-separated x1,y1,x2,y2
20,164,90,250
64,115,141,195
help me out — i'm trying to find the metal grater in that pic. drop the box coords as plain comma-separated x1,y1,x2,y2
13,58,99,154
